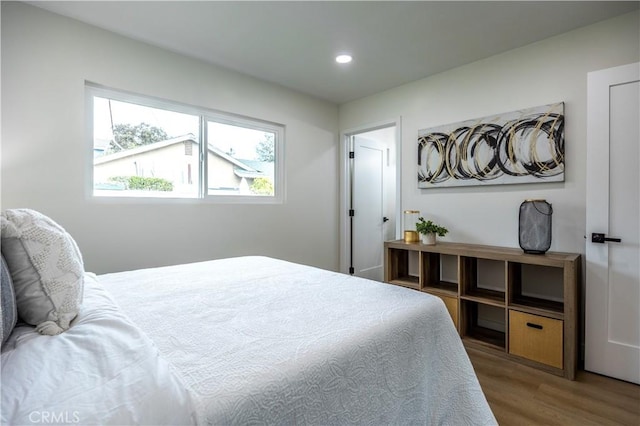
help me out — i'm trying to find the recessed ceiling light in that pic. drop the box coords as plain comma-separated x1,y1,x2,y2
335,54,353,64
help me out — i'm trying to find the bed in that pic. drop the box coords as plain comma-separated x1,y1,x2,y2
1,210,496,425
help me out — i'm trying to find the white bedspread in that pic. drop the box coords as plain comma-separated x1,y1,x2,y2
1,274,195,425
102,256,496,425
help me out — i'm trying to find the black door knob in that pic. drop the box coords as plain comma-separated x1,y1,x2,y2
591,233,622,243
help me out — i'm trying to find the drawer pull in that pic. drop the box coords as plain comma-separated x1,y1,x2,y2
526,322,543,330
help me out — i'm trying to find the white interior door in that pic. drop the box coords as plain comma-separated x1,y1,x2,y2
585,62,640,384
352,136,388,281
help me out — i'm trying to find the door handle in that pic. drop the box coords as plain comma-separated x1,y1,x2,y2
383,217,389,222
591,233,622,244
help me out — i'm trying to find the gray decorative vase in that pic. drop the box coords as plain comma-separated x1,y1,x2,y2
519,200,552,254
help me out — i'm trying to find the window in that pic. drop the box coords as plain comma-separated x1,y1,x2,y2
87,84,284,203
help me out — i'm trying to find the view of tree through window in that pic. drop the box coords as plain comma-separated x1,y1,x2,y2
90,87,283,202
109,123,168,153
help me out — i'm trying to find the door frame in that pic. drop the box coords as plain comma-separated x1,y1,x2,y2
339,117,402,274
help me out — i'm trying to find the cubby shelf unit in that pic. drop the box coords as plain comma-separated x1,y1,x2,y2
384,239,581,380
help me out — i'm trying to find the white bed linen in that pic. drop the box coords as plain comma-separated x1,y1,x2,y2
102,256,496,425
1,274,195,425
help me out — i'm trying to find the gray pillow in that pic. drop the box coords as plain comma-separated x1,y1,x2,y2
1,254,18,347
0,209,84,335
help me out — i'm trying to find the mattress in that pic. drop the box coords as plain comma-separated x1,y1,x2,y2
101,256,496,425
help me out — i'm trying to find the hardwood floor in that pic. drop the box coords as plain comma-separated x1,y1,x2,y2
467,347,640,425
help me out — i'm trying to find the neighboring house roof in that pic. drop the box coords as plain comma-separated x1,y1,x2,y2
236,159,271,172
233,159,274,179
233,168,264,179
206,144,260,174
94,134,266,177
94,134,197,165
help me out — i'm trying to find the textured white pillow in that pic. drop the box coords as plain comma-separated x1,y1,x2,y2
0,209,84,335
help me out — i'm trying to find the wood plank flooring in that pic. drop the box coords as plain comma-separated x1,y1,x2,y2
467,347,640,425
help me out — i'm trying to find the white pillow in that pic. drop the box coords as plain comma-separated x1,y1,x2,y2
0,209,84,335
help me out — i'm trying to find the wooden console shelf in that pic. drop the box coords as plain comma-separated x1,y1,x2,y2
384,240,580,380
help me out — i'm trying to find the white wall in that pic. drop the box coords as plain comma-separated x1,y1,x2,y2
339,11,640,256
1,2,340,273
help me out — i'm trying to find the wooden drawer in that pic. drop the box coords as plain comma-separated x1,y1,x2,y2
509,310,563,369
437,295,459,330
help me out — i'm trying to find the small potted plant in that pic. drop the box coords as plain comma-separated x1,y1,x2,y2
415,217,448,245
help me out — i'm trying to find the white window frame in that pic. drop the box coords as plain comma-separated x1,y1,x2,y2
86,83,285,204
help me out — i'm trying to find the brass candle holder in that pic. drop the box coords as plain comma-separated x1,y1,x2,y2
403,210,420,243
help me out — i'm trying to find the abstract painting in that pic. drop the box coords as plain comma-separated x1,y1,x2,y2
418,102,564,188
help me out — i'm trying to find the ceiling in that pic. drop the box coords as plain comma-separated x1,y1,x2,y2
28,1,639,104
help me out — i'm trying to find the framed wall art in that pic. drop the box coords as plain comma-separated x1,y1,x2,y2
418,102,564,188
